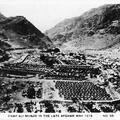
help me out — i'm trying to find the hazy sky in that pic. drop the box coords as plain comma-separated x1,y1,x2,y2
0,0,119,32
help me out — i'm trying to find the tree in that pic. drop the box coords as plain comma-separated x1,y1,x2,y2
53,48,60,53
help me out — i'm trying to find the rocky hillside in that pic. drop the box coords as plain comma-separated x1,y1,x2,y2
0,14,53,50
46,4,120,51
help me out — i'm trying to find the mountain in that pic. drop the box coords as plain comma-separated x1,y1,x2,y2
0,14,53,50
46,4,120,51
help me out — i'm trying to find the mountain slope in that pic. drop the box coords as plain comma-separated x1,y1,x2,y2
0,15,53,50
46,4,120,50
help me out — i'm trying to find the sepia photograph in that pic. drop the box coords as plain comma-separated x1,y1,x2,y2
0,0,120,119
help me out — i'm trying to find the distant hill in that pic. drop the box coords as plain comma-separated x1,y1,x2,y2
0,14,53,50
46,4,120,51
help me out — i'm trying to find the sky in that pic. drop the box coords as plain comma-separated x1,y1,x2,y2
0,0,119,32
